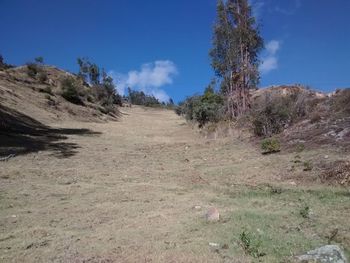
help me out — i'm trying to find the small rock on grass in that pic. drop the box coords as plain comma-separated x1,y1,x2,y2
295,245,348,263
206,207,220,222
209,242,220,248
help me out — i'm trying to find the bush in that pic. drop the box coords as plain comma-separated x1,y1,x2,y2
38,71,48,83
331,88,350,115
239,231,265,258
61,76,83,105
26,63,40,78
0,54,14,70
299,205,310,218
251,90,309,137
128,88,161,107
38,86,53,95
176,87,224,127
261,138,281,154
303,160,313,171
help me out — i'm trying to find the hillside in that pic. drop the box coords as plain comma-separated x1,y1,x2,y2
0,66,120,125
0,68,349,262
250,85,350,151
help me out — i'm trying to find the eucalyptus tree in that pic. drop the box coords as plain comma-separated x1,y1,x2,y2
210,0,263,118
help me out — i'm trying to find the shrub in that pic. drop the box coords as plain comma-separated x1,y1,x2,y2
61,76,83,105
0,54,13,70
35,56,44,64
176,87,224,127
239,231,265,258
128,88,161,107
251,90,309,137
38,86,53,95
303,160,313,171
38,71,48,83
300,205,310,218
26,63,40,78
261,138,281,154
331,88,350,115
310,112,322,123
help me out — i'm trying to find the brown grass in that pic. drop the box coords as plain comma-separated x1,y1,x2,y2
0,106,349,262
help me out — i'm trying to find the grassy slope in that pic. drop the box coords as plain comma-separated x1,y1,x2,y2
0,106,349,262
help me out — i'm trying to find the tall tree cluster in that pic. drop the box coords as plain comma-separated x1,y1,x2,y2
210,0,263,118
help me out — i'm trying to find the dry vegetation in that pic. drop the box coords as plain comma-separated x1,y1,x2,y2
0,66,349,262
0,102,349,262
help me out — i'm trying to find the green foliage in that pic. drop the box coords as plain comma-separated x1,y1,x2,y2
0,55,4,68
76,59,122,112
239,231,265,258
77,57,90,82
176,83,224,127
89,63,100,85
100,70,122,106
61,76,83,105
0,54,12,70
34,56,44,64
26,63,40,78
38,71,48,83
261,138,281,154
252,91,308,137
76,57,100,85
300,205,310,218
26,58,47,81
303,161,313,171
128,88,162,107
331,88,350,115
210,0,263,117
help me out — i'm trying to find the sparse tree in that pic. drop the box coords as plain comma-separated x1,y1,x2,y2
0,54,4,68
35,56,44,64
210,0,263,118
77,57,90,82
77,57,100,85
89,63,100,85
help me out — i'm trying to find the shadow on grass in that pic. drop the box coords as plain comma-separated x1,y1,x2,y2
0,105,101,158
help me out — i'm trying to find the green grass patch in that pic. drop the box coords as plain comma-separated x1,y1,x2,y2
191,185,350,262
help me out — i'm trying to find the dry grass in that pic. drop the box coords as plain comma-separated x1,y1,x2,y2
0,106,349,262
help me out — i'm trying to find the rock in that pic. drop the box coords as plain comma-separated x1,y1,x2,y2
206,207,220,222
295,245,348,263
193,205,201,210
209,242,220,248
324,155,329,159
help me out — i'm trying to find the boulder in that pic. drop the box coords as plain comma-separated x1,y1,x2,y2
296,245,348,263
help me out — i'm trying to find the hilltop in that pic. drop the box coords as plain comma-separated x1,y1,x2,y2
0,65,120,125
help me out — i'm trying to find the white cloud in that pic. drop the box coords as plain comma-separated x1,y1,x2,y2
260,56,278,73
249,0,265,19
260,40,281,74
109,60,177,102
265,40,280,55
274,0,302,15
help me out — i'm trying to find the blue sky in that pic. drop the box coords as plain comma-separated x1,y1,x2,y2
1,0,349,102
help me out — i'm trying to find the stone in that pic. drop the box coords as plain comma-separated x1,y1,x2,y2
296,245,348,263
209,242,220,248
206,207,220,222
193,205,201,210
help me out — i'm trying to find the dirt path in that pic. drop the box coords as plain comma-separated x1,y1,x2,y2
1,107,349,262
